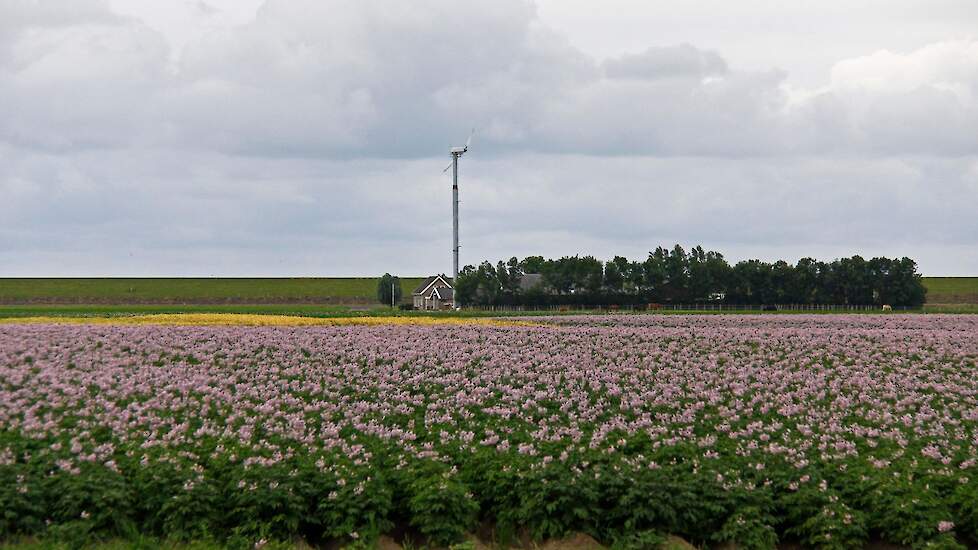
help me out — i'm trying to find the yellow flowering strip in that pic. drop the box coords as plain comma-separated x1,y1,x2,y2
0,313,540,327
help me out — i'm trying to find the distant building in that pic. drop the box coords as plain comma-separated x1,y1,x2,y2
518,273,544,292
412,275,454,310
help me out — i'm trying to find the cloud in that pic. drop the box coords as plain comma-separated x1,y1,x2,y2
0,1,168,152
2,0,976,158
818,40,978,155
191,1,220,17
167,0,594,157
0,0,118,35
1,145,975,276
829,41,978,96
0,0,976,276
603,44,727,80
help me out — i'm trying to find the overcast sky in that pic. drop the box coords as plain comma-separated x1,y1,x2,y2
1,0,976,276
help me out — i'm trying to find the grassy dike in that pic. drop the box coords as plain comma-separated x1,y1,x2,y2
0,278,974,318
0,278,424,305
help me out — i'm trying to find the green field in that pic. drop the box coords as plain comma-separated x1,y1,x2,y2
3,303,977,320
922,277,978,304
0,277,975,314
0,278,424,305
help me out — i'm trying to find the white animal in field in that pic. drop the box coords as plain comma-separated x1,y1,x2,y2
882,304,892,311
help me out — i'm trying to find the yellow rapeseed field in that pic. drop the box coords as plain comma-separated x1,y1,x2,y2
0,313,538,327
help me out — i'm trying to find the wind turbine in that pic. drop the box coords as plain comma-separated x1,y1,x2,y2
443,130,474,283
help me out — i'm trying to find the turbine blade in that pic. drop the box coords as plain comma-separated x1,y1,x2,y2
442,160,454,173
465,128,475,149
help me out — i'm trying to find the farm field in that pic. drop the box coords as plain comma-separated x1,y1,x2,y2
0,277,973,308
0,278,425,305
0,305,422,320
2,303,978,321
2,315,978,549
922,278,978,305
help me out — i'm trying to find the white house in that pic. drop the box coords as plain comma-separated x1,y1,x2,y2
412,275,454,310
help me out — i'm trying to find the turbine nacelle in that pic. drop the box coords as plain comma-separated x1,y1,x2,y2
450,130,474,155
443,130,475,172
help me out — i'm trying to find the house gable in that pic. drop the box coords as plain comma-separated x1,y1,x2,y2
431,287,455,301
412,275,453,297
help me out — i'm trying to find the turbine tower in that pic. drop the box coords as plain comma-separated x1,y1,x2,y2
443,131,473,283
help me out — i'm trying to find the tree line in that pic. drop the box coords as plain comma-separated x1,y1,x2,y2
454,245,927,307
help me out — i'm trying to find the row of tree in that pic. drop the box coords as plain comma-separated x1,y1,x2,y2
454,245,927,307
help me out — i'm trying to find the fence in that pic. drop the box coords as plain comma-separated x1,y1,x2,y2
465,303,921,313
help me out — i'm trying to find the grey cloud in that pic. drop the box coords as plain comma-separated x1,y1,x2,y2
0,1,169,152
531,69,789,156
0,0,118,34
1,1,976,276
2,1,977,158
457,155,978,276
3,142,975,276
191,1,220,16
169,0,595,157
602,44,727,80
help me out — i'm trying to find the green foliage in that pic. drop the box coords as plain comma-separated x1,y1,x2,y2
862,477,960,549
951,478,978,541
316,470,393,543
456,247,927,307
44,520,96,549
39,465,134,541
138,465,227,541
783,491,868,550
453,266,480,307
0,464,43,537
403,465,479,546
514,464,596,541
2,440,974,548
223,471,308,541
376,274,403,306
712,507,778,550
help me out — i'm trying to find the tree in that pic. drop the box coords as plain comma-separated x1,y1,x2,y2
770,260,795,303
452,248,924,308
502,257,523,294
868,257,893,305
730,260,773,304
687,246,717,301
476,261,503,304
791,258,819,303
377,273,402,306
579,256,604,294
889,257,927,307
663,245,690,301
543,257,575,294
496,260,512,296
626,260,645,293
704,250,732,298
603,259,624,292
454,266,480,306
520,256,546,273
642,250,667,299
812,260,833,304
840,255,873,305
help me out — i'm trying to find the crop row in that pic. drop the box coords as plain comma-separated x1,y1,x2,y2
1,315,977,548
